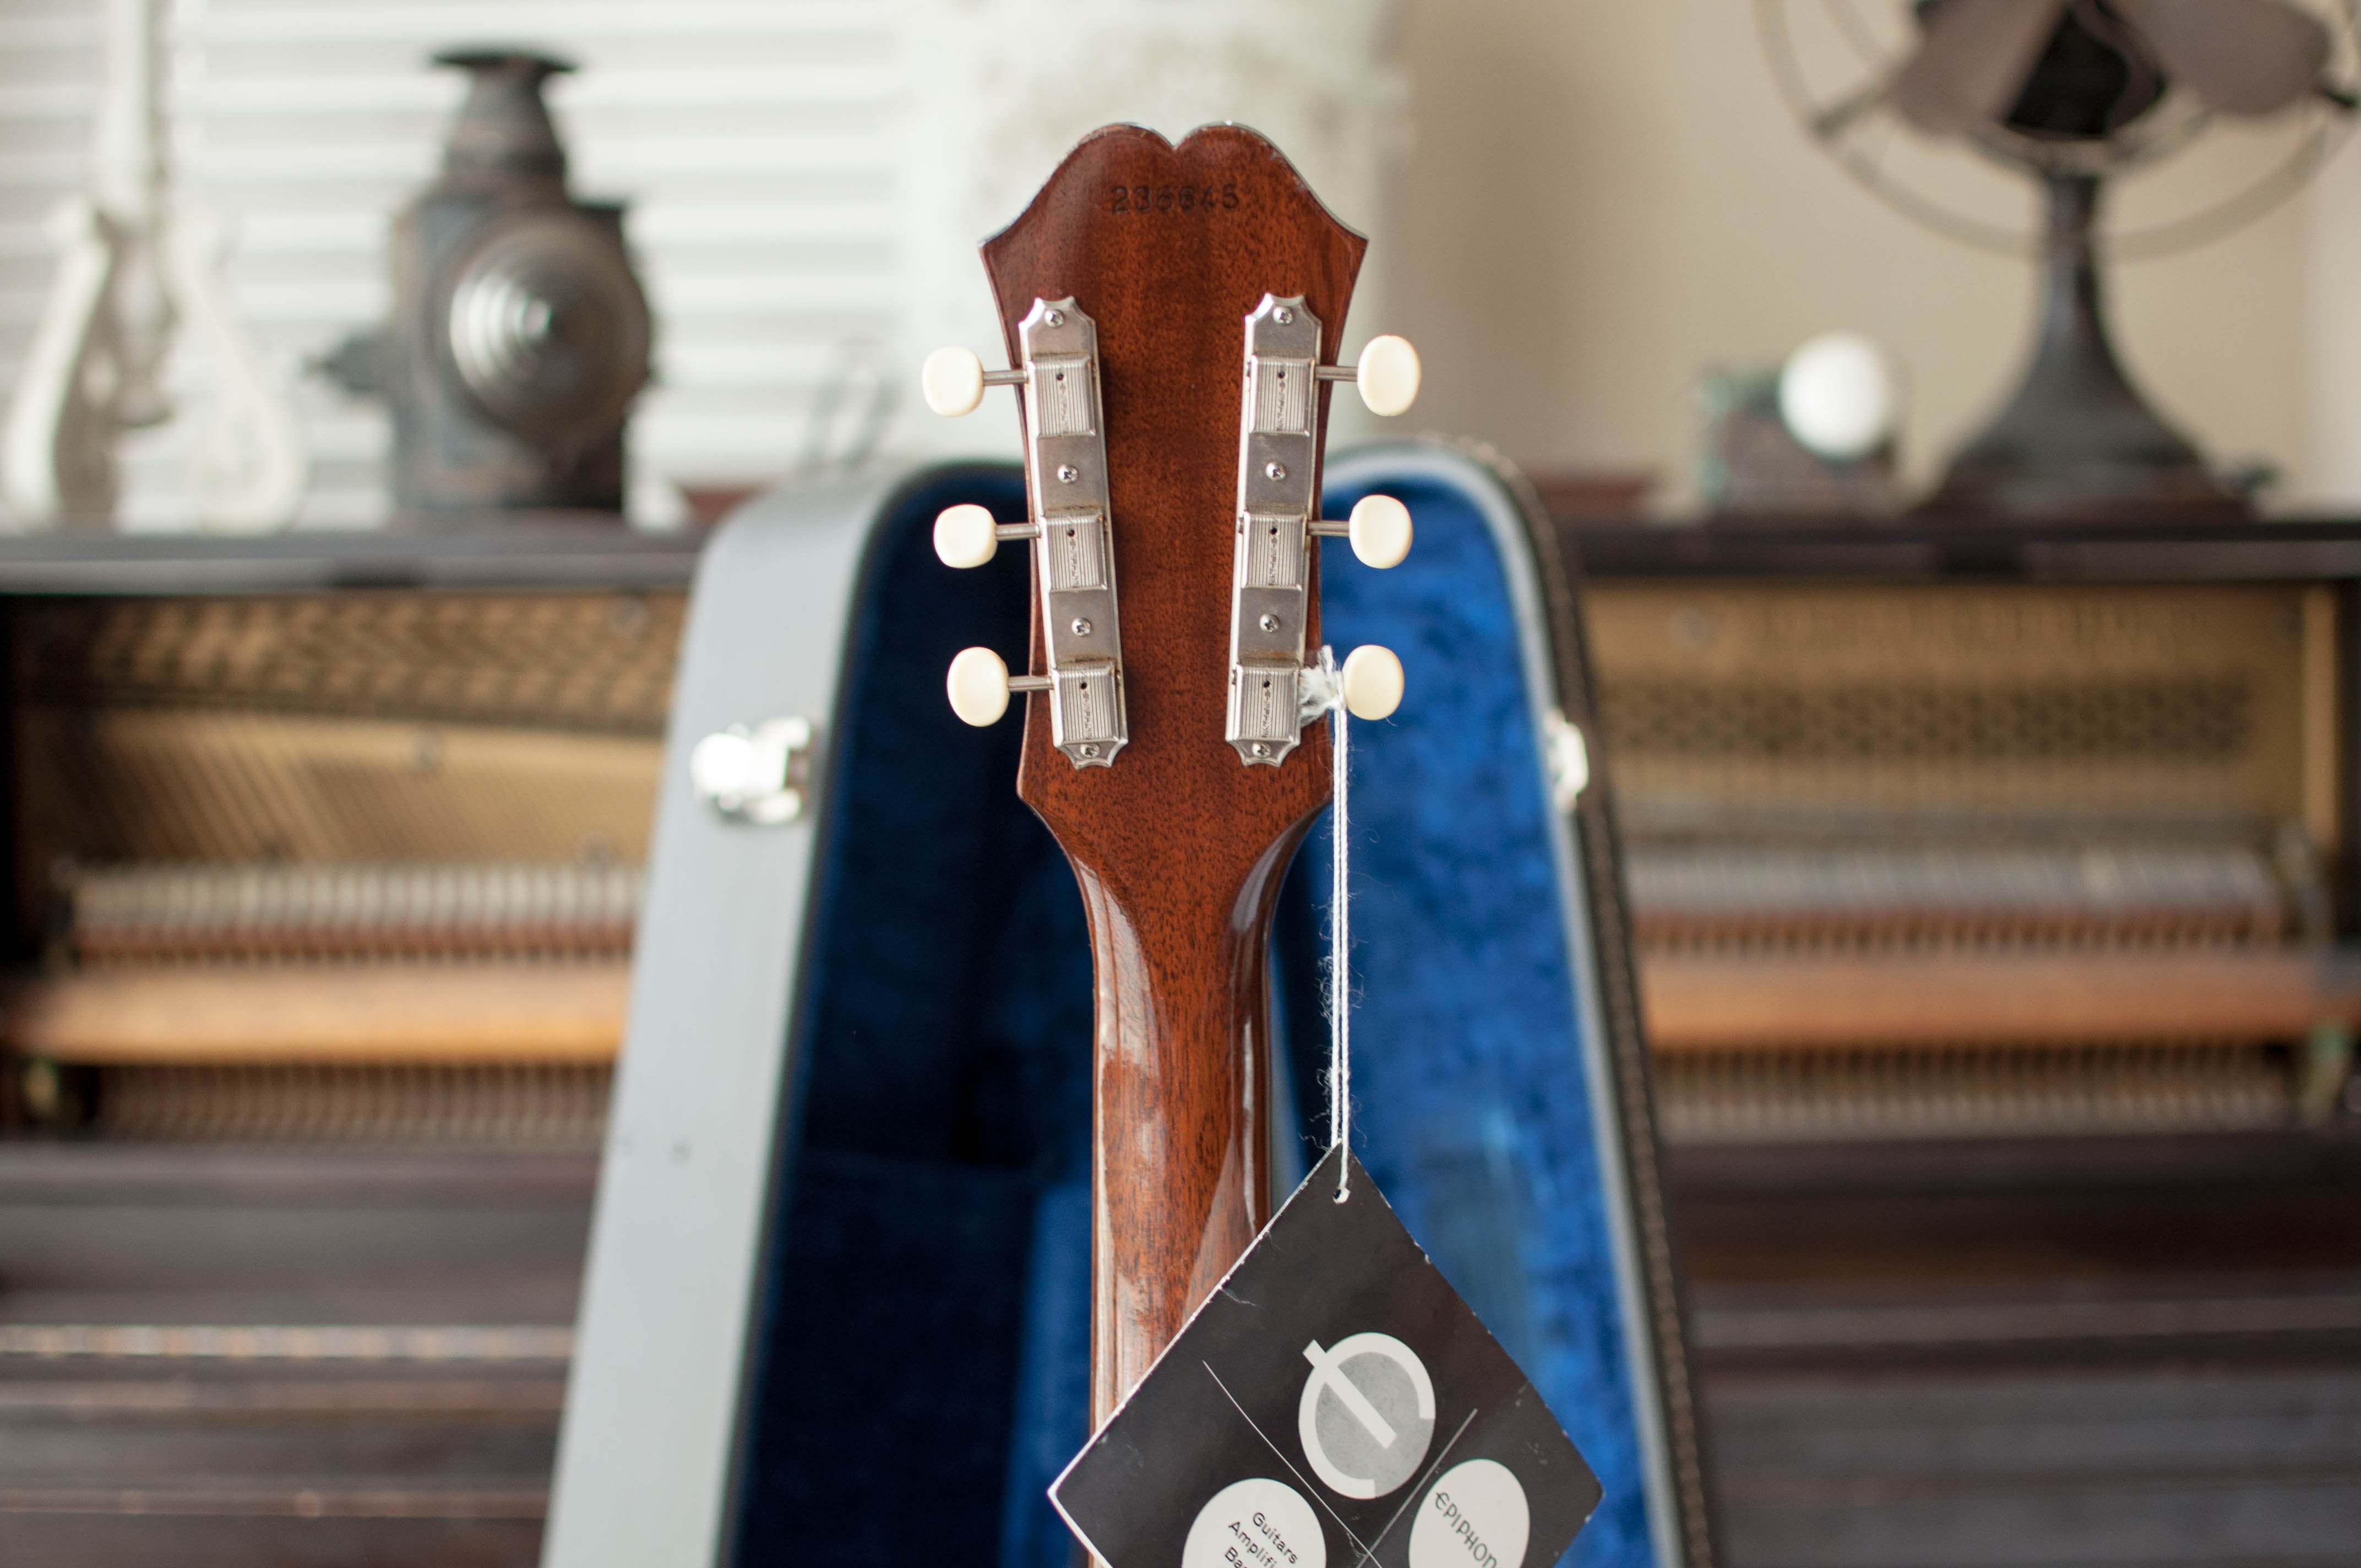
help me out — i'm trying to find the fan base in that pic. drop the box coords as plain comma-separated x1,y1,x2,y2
1920,173,2253,523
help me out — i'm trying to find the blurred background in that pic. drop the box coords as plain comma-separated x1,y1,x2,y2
4,2,2361,1566
1,0,2352,527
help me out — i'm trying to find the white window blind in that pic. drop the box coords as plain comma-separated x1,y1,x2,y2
0,0,899,528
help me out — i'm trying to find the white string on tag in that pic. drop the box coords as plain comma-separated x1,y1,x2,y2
1303,645,1354,1202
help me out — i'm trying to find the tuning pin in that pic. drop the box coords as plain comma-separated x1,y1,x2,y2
1310,493,1414,569
1341,645,1404,721
1346,493,1412,569
947,647,1010,725
946,646,1051,727
921,346,1024,418
921,348,985,417
1319,335,1421,417
934,504,999,568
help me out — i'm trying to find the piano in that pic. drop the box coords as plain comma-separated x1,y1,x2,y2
0,525,695,1567
4,510,2360,1564
1566,512,2361,1565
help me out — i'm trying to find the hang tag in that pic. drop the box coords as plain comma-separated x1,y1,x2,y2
1051,1146,1600,1568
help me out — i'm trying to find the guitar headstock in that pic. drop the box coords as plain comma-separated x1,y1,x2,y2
920,123,1419,901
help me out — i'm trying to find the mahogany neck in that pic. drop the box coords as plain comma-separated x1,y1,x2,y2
1080,828,1311,1423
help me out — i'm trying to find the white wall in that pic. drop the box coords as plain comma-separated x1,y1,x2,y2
2311,122,2361,502
1384,0,2335,513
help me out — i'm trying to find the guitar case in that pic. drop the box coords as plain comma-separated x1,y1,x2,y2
543,438,1717,1568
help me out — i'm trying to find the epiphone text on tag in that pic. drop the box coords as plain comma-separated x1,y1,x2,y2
1109,182,1243,215
1409,1460,1531,1568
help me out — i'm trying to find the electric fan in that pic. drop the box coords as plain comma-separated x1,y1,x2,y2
1761,0,2358,517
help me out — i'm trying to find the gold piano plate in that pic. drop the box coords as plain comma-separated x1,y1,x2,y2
1588,582,2329,834
1588,579,2346,1146
3,586,686,1148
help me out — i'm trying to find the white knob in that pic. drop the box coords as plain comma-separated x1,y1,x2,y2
946,646,1011,726
921,346,986,417
934,503,998,568
1778,331,1896,461
1341,644,1404,721
1347,494,1413,569
1356,335,1421,417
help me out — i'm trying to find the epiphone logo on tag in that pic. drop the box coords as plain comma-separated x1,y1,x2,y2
1297,1333,1437,1499
1408,1461,1531,1568
1108,182,1244,215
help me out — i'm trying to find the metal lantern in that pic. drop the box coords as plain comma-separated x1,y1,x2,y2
324,50,652,521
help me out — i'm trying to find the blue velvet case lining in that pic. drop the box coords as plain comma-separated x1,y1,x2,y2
729,460,1656,1568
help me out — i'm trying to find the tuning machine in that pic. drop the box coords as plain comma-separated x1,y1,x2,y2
1315,334,1422,418
932,503,1037,569
922,300,1129,767
1308,492,1414,570
1227,297,1422,765
1339,645,1404,721
919,346,1026,418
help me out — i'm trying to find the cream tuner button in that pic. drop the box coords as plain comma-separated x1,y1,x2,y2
1355,335,1421,417
934,504,998,568
1347,494,1413,569
946,646,1011,726
1341,645,1405,721
921,346,986,417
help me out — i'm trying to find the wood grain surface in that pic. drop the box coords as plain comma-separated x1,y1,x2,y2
981,125,1366,1423
1642,948,2359,1050
4,961,628,1064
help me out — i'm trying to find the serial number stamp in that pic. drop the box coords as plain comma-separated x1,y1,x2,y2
1111,182,1242,215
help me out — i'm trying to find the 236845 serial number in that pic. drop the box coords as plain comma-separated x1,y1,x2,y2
1111,183,1241,215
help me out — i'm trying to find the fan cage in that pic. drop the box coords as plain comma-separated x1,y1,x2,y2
1756,0,2361,258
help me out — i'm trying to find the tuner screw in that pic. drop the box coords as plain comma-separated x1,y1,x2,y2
1341,645,1405,721
1046,308,1067,326
1265,460,1287,481
1347,493,1413,569
1071,617,1092,636
1274,306,1294,325
1354,335,1421,417
1259,613,1280,633
921,346,986,417
933,503,999,569
1057,464,1079,483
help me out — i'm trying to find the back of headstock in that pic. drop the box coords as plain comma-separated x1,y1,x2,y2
918,124,1421,1423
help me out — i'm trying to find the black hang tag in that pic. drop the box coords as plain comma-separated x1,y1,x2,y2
1051,1146,1600,1568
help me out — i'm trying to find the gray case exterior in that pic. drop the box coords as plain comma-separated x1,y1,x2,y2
542,471,901,1568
